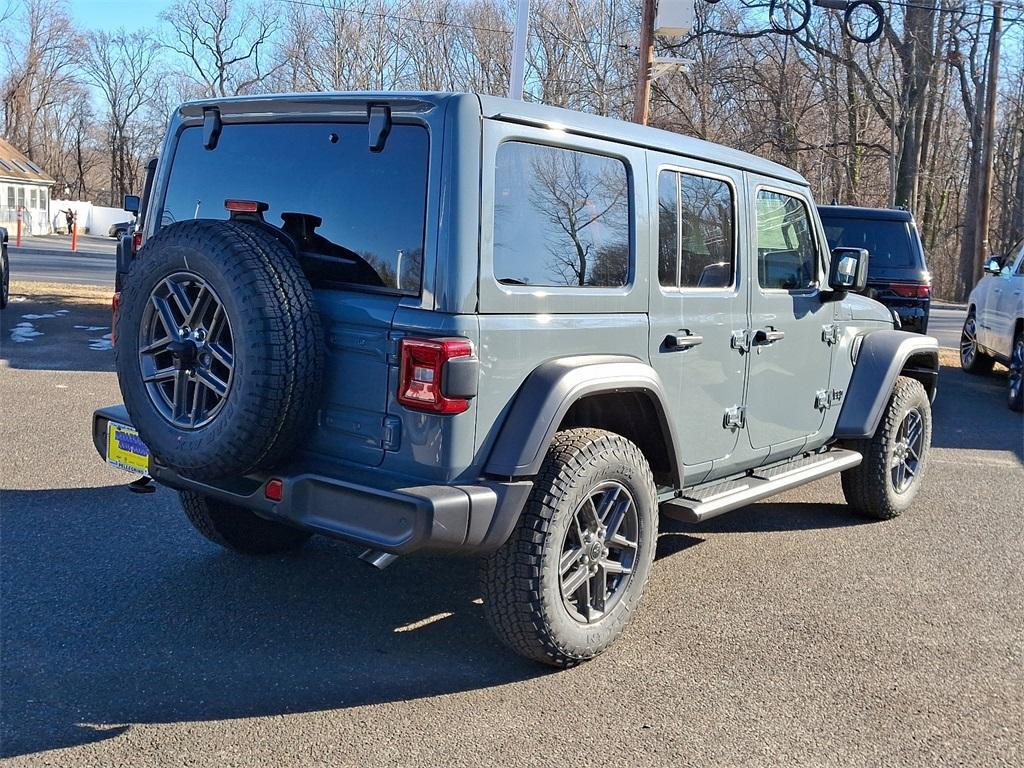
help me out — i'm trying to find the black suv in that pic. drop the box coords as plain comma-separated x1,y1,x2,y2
818,205,931,333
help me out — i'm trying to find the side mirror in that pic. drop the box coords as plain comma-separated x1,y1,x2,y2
123,194,140,214
982,257,1002,275
828,247,869,293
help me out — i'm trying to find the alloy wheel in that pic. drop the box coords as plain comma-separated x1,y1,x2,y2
891,407,924,494
138,272,234,429
1010,337,1024,405
960,316,979,368
559,481,640,623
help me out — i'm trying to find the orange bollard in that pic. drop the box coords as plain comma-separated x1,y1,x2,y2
15,206,21,247
71,220,78,252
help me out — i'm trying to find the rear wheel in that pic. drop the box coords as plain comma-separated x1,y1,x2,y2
841,376,932,520
1008,331,1024,412
960,313,994,374
180,491,311,554
481,429,658,667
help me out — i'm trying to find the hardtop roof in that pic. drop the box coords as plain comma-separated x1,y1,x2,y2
175,91,808,186
817,204,914,221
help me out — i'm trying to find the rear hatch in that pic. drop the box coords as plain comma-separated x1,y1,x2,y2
820,214,930,300
156,113,431,467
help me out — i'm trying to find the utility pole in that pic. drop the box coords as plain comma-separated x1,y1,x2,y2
632,0,656,125
508,0,530,100
975,0,1003,281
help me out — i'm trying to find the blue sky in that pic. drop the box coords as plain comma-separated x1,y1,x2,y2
69,0,165,33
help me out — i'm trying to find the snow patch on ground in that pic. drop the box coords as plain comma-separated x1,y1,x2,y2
74,325,108,331
21,313,57,320
89,333,113,351
10,322,43,343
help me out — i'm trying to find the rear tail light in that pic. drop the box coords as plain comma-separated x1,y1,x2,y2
398,338,474,414
131,230,143,254
111,291,121,346
265,478,284,502
888,282,930,298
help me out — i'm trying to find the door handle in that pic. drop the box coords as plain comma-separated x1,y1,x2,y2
753,328,785,345
664,331,703,350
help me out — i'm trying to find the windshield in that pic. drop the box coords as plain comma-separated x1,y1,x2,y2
820,216,920,272
159,121,429,294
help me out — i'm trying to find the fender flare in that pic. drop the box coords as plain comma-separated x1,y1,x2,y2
485,355,681,481
835,330,939,440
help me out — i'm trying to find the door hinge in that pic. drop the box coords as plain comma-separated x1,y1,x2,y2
815,388,844,410
723,405,746,429
731,329,751,353
822,324,841,345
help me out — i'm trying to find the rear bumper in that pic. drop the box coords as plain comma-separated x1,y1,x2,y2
93,405,532,555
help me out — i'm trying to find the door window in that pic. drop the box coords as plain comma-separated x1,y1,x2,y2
658,169,734,289
755,190,817,290
493,142,630,288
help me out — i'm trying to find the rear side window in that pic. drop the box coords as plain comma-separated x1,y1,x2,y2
160,122,429,295
755,190,817,290
493,142,630,288
658,169,734,289
820,217,919,271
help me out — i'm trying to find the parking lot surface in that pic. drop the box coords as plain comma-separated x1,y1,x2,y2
1,289,1021,767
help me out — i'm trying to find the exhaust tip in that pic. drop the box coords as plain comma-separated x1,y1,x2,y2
358,548,399,570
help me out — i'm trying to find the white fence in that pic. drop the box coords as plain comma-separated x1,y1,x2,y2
50,199,132,235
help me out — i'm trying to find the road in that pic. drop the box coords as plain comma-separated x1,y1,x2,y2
929,306,967,349
2,289,1021,768
7,234,117,287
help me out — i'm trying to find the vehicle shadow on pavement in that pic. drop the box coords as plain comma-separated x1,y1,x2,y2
659,502,871,537
931,365,1022,461
0,485,545,758
1,292,114,373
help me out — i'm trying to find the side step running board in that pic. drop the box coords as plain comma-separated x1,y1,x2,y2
660,449,862,523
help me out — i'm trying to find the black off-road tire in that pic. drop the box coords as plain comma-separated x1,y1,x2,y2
841,376,932,520
481,428,658,667
1008,330,1024,412
960,311,994,374
115,220,324,479
180,491,311,554
1,243,9,309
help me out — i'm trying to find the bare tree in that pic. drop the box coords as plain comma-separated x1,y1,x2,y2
160,0,283,97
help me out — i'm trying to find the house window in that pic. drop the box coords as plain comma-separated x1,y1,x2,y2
493,141,631,288
17,187,25,208
30,188,37,208
39,188,47,209
6,187,13,209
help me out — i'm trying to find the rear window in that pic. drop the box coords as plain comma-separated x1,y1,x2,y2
492,142,631,288
160,121,429,294
820,216,919,271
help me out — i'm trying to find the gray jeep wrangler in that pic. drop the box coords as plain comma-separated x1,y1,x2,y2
93,92,939,667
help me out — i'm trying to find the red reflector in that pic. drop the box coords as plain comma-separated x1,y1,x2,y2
224,199,269,213
132,230,143,253
398,338,474,414
888,283,930,298
265,479,284,502
111,292,121,346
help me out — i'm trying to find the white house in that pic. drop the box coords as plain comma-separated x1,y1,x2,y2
0,137,54,236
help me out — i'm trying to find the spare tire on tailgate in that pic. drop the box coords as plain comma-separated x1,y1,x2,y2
115,219,324,480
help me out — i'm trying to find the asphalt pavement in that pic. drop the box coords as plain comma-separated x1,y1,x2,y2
928,307,967,349
7,234,117,287
1,290,1021,768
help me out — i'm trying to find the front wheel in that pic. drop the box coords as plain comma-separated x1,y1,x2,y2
960,313,994,374
841,376,932,520
481,429,658,667
1008,331,1024,412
